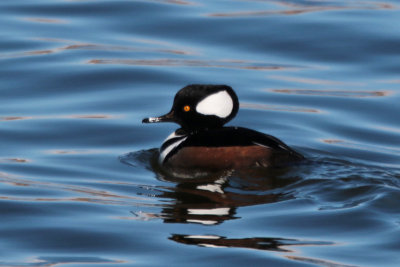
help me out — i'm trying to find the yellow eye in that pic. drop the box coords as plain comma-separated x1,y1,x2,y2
183,105,191,112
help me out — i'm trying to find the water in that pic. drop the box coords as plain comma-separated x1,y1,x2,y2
1,0,399,266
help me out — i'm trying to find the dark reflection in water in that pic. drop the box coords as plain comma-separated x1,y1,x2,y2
121,150,302,225
170,234,334,252
156,175,287,225
119,150,397,266
121,149,400,224
169,234,361,267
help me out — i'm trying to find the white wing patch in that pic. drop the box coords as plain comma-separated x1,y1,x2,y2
196,90,233,118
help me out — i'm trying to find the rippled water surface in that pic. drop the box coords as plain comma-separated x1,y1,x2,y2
1,0,400,266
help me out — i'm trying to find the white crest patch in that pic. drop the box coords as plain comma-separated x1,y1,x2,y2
195,90,233,118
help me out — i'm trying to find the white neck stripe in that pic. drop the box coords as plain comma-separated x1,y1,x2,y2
159,136,187,164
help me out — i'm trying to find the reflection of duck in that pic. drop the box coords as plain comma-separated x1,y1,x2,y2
120,149,300,225
143,84,303,176
170,234,334,253
154,168,299,225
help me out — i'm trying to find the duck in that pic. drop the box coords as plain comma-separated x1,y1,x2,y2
142,84,303,173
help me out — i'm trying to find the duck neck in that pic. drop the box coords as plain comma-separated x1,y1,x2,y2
178,126,224,135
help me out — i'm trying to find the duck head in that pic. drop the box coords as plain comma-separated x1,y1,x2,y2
143,84,239,131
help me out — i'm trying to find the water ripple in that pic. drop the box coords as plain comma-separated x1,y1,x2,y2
270,89,393,98
1,0,400,265
0,114,120,121
208,1,394,18
241,102,321,113
0,256,125,267
88,58,300,71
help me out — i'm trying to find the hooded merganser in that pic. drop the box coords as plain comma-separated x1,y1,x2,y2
143,84,303,173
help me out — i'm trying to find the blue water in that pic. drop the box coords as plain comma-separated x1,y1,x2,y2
1,0,400,266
